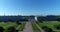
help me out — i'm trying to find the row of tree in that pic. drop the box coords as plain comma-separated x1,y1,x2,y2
37,16,60,22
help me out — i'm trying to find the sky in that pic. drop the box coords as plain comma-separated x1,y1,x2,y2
0,0,60,16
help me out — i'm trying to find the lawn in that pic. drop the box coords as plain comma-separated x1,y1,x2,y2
37,21,60,32
31,22,40,32
0,22,26,32
0,22,17,29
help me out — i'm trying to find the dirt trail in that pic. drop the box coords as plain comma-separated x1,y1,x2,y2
23,22,34,32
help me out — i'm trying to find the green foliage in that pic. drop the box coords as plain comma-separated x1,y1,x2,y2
31,22,40,32
38,21,60,32
0,22,17,29
0,22,26,32
0,22,17,32
19,22,26,31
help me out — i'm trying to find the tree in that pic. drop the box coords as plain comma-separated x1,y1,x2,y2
57,18,60,22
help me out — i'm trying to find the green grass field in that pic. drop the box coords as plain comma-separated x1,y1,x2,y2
31,22,40,32
0,22,17,29
0,22,26,32
37,21,60,32
1,21,60,32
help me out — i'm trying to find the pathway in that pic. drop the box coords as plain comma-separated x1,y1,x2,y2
23,22,34,32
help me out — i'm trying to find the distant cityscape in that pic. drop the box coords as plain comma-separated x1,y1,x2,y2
0,15,59,22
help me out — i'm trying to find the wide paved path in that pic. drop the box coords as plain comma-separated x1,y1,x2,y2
23,22,34,32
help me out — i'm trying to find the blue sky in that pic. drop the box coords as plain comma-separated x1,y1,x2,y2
0,0,60,16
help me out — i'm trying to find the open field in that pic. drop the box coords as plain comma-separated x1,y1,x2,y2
0,22,26,32
0,21,60,32
37,21,60,32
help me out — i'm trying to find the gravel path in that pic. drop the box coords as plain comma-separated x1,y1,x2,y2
23,22,34,32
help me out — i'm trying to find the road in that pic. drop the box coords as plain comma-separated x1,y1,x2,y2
23,22,34,32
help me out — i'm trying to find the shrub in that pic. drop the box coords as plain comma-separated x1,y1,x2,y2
7,27,18,32
54,24,60,30
41,26,53,32
44,28,53,32
41,26,48,29
36,22,39,24
16,21,21,25
0,27,5,32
